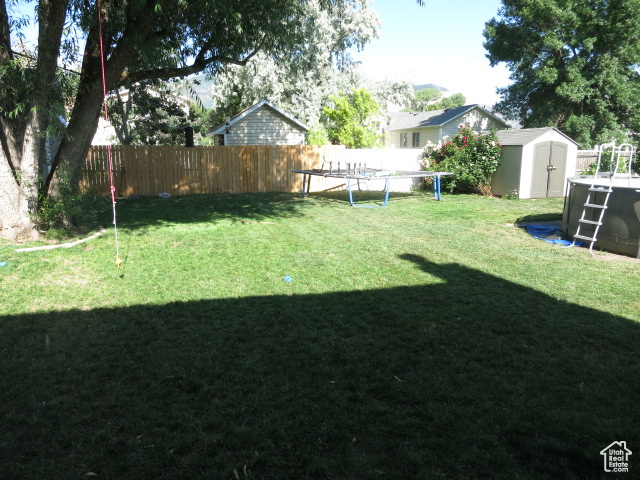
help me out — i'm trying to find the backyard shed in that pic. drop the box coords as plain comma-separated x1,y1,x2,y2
208,100,309,146
491,127,578,199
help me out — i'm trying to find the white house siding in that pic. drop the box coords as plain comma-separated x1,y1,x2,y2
440,108,507,139
225,106,306,145
385,128,440,149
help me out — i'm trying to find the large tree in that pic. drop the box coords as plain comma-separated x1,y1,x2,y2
484,0,640,148
405,88,466,112
107,81,200,145
0,0,383,241
202,0,381,129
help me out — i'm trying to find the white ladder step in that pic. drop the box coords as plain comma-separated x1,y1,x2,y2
584,203,607,209
579,219,602,226
589,187,613,192
574,234,596,242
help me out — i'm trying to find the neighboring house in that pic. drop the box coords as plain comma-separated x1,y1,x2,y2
385,104,511,149
92,117,118,145
208,100,309,146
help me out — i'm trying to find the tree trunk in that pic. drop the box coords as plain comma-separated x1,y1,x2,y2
0,0,69,240
0,155,39,241
47,89,103,193
46,16,135,194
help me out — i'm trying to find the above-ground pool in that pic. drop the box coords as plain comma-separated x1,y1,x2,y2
563,176,640,257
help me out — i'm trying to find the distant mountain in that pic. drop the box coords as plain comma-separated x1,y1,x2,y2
413,83,448,93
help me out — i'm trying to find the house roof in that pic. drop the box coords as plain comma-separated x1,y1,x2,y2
496,127,578,146
388,104,510,131
209,100,309,135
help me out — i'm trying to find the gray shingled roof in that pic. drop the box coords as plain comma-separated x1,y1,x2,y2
496,127,578,146
388,104,510,131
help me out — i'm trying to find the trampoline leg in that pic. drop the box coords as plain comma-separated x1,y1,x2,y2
301,174,312,197
382,178,391,207
348,176,390,207
347,178,355,206
434,175,442,201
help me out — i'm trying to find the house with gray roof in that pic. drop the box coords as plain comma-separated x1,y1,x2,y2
385,104,511,149
209,100,309,146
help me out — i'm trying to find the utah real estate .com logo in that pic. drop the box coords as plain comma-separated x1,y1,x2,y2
601,441,632,473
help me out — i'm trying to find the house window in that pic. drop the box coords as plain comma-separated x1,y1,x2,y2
412,132,420,148
400,133,408,148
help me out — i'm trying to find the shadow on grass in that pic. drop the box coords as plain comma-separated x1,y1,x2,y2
114,193,309,231
306,189,421,208
515,212,564,224
52,191,434,240
113,191,429,232
1,255,638,479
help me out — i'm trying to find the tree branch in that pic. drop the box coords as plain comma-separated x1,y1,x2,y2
118,42,265,87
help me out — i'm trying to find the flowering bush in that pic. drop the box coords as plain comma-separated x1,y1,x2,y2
422,125,502,194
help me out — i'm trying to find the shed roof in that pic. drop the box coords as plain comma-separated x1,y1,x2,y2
209,100,309,135
496,127,578,146
388,104,510,131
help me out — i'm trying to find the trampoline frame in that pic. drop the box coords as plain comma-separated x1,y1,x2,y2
292,169,453,207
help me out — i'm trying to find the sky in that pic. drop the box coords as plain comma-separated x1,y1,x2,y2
353,0,512,106
12,0,511,107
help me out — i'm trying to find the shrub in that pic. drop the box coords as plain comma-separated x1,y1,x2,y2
584,147,636,175
306,124,330,145
422,126,502,194
36,177,106,234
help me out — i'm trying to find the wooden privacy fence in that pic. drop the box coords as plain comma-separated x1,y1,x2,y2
83,145,345,196
576,150,598,172
576,149,636,173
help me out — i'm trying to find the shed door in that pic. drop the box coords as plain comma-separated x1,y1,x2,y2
531,143,551,198
547,142,567,197
531,142,568,198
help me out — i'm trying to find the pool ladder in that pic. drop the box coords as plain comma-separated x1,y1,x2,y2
570,142,634,255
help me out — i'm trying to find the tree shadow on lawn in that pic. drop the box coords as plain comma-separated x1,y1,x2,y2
75,191,429,239
1,255,638,479
111,191,426,233
104,193,310,231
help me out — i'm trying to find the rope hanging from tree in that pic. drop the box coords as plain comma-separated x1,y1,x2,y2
97,0,122,269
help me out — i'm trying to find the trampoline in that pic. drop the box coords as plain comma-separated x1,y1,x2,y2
292,168,453,207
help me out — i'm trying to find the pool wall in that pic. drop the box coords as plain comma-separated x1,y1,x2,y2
562,177,640,257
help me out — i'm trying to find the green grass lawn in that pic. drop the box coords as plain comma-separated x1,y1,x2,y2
1,191,638,479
